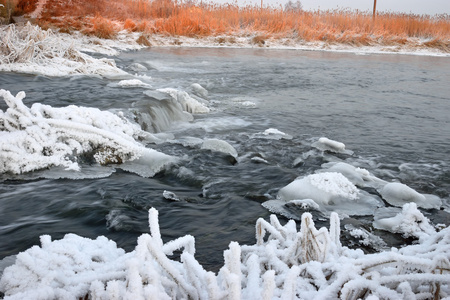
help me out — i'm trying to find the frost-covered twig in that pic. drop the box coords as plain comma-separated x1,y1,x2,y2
1,209,449,299
0,23,127,76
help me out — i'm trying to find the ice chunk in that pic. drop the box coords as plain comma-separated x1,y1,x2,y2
190,83,208,99
158,88,210,114
312,137,354,155
379,182,441,209
287,199,320,210
279,172,359,204
118,148,176,178
201,138,238,158
252,128,293,140
163,190,180,201
261,199,302,220
319,161,387,189
128,63,148,72
116,79,150,88
373,203,436,240
276,173,382,216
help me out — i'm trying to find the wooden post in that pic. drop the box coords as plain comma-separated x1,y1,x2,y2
261,0,263,9
373,0,377,21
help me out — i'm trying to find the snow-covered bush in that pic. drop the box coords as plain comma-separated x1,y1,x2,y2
0,89,175,175
1,208,449,299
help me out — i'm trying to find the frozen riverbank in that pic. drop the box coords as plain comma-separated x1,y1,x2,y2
0,22,448,79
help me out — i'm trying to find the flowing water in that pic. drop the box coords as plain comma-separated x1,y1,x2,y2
1,48,449,272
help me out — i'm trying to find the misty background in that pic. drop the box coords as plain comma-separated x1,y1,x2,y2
204,0,450,16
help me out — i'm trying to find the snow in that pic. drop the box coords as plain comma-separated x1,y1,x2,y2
115,79,151,88
312,137,354,155
2,208,449,299
251,128,293,140
373,203,436,240
0,89,175,175
278,172,359,204
266,172,382,218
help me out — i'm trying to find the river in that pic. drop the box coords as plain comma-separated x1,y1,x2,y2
1,48,449,272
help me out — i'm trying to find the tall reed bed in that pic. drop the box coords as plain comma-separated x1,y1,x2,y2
16,0,450,49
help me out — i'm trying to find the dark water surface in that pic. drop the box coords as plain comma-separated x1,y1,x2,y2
1,48,449,271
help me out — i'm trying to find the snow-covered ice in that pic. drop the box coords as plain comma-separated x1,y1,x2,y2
373,203,437,240
267,172,382,217
379,182,442,209
312,137,354,155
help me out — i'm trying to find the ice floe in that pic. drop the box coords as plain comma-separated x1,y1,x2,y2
266,172,382,217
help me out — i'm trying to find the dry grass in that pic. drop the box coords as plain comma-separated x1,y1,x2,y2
12,0,450,51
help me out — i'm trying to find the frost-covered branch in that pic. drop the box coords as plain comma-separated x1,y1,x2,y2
0,23,127,76
1,208,449,299
0,89,175,175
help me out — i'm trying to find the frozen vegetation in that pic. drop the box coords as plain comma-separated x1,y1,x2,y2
1,208,449,299
0,89,175,176
0,19,449,299
0,23,132,77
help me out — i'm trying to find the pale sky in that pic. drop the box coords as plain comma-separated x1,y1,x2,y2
205,0,450,16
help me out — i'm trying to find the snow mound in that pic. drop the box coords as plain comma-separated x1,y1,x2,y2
2,209,449,299
279,172,359,204
275,172,382,216
0,89,175,175
312,137,354,155
380,182,442,209
0,23,127,77
374,203,436,240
